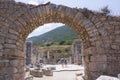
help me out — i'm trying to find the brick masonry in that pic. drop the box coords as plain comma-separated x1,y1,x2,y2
0,0,120,80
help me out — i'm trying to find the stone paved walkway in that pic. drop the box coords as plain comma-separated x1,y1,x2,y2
33,71,83,80
26,64,84,80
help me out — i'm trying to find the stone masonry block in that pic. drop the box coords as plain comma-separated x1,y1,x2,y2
111,44,119,50
6,34,18,40
4,44,16,49
13,67,18,73
0,76,4,80
91,55,107,62
9,29,19,36
30,70,43,77
5,39,16,44
0,36,4,43
0,44,3,49
10,60,19,67
89,62,98,71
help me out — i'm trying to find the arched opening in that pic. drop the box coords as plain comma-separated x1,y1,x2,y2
25,23,84,80
18,4,96,79
1,1,120,80
0,3,102,80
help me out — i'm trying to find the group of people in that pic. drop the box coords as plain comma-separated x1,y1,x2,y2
59,58,68,68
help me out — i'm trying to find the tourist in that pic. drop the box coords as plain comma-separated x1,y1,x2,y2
64,58,68,67
39,59,44,68
60,58,65,68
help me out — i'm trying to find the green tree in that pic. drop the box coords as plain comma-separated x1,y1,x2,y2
59,41,65,45
101,6,110,14
46,43,51,46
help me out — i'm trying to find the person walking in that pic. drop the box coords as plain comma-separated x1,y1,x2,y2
60,58,64,68
64,58,68,67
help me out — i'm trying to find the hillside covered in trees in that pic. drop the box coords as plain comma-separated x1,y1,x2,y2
27,26,80,46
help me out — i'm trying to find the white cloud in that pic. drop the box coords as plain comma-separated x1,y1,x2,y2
28,1,39,5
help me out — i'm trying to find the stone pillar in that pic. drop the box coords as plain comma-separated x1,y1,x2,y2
47,51,50,59
0,59,25,80
0,29,25,80
0,48,25,80
26,41,32,65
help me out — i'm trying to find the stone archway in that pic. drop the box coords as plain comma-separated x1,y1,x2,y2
0,0,120,80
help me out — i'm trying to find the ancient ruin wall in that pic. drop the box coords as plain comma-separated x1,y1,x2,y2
0,0,120,80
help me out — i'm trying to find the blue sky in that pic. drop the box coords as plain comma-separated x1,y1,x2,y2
15,0,120,38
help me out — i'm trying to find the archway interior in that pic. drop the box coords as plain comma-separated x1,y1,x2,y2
25,22,82,59
24,24,83,79
22,16,90,49
0,2,94,80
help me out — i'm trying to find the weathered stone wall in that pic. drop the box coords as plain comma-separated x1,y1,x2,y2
82,11,120,80
0,0,120,80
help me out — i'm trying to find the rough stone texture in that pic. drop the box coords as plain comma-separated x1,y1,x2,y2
0,0,120,80
43,69,53,76
30,70,43,77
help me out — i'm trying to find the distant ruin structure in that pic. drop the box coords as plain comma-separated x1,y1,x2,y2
72,39,83,65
